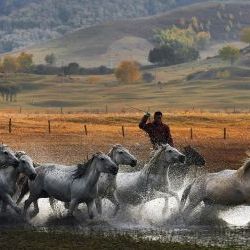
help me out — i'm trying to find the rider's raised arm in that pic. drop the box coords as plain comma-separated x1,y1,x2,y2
139,113,150,132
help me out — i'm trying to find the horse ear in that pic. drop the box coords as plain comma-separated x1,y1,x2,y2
15,151,26,158
246,151,250,157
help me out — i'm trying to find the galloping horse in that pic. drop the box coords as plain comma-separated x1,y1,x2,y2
115,144,186,213
23,152,118,219
0,149,37,214
181,158,250,220
95,144,137,215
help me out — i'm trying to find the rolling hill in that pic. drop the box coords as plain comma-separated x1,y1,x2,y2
12,1,250,67
0,0,207,53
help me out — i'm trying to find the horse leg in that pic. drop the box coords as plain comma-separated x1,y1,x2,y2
49,197,56,211
2,193,21,215
162,196,169,215
16,178,29,205
109,192,120,216
181,197,202,224
87,200,95,219
168,190,181,210
95,197,102,215
24,194,37,217
1,201,7,213
30,200,40,218
68,199,78,217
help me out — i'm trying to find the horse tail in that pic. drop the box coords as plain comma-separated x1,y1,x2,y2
16,177,29,204
180,182,193,208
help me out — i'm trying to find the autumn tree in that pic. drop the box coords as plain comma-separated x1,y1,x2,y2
115,61,141,84
2,55,17,74
240,27,250,45
218,45,240,65
0,60,3,73
16,52,33,72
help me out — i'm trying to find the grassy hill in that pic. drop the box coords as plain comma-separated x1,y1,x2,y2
10,1,250,67
0,57,249,111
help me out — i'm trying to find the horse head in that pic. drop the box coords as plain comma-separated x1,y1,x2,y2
16,153,37,181
94,152,118,175
161,144,186,165
0,145,19,168
109,144,137,167
183,145,206,167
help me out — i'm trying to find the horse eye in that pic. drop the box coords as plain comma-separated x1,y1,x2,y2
22,160,25,164
4,152,8,155
168,150,172,153
100,158,104,161
118,151,123,154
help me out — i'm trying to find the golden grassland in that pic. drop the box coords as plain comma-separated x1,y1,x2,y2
0,110,249,172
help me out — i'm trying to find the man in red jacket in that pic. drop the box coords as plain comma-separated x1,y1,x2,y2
139,111,174,148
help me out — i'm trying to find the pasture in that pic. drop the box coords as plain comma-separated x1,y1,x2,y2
0,58,250,112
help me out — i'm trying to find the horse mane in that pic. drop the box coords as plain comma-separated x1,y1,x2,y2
237,158,250,178
72,153,103,179
143,146,166,175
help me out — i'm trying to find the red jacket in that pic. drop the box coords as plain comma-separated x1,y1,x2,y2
139,115,174,147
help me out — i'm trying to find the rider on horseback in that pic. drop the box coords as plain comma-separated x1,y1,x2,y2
139,111,174,148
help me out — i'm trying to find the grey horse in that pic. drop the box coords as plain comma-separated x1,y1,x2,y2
95,144,137,215
0,148,37,214
20,144,137,216
23,152,118,219
115,144,186,213
180,158,250,222
168,145,206,190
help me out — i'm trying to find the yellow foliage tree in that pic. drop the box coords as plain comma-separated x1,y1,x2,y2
16,52,33,72
0,60,3,73
115,61,141,84
240,27,250,45
2,55,17,74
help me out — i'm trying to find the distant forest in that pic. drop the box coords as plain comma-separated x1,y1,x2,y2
0,0,230,52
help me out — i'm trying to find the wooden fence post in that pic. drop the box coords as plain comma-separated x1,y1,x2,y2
84,125,88,136
190,128,193,140
105,105,108,113
48,120,51,134
122,125,125,138
224,128,227,140
19,106,22,114
9,119,12,134
60,107,63,114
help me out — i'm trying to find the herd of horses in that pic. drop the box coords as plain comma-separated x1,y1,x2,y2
0,143,249,224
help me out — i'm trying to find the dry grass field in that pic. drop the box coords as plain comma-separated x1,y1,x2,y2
0,110,249,172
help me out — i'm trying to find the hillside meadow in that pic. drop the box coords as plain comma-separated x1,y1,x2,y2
0,57,249,111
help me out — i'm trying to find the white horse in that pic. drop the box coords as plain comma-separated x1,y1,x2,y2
95,144,137,215
22,144,137,215
181,158,250,221
23,152,118,219
0,149,37,214
115,144,186,213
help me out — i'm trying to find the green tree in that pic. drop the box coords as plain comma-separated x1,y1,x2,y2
240,27,250,45
16,52,33,72
45,53,56,65
218,45,240,65
148,41,199,66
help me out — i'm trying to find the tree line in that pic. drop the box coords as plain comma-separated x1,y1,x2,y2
0,53,113,76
